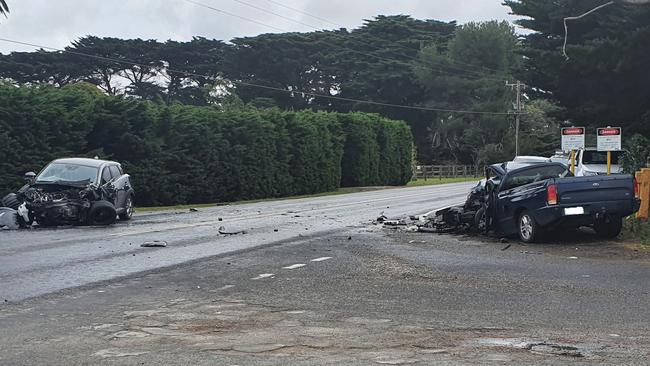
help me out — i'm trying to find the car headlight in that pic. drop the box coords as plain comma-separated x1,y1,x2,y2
583,170,598,176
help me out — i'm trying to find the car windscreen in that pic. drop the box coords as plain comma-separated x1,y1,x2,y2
502,165,571,191
36,163,99,184
582,150,623,165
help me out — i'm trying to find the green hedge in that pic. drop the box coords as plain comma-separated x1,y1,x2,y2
0,83,412,206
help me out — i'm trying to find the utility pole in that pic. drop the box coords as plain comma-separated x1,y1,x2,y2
506,80,525,157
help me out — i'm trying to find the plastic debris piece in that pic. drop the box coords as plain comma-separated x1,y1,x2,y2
141,241,168,248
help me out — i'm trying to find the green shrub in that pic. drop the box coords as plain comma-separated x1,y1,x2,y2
0,83,413,206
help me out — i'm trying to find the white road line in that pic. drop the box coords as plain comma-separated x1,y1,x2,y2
251,273,275,280
311,257,332,262
282,264,307,270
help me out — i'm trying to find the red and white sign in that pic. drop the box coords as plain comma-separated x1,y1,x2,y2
597,127,622,151
561,127,585,151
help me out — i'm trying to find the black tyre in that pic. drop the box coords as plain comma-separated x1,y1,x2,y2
1,193,21,210
474,207,487,233
119,195,134,221
518,210,541,243
594,216,623,239
87,200,117,226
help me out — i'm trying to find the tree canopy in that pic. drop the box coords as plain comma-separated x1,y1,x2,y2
2,9,646,165
505,0,650,137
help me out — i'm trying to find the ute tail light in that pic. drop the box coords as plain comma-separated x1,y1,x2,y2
547,184,558,205
634,177,640,199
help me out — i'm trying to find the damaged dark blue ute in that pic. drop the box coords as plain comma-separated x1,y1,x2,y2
480,163,641,243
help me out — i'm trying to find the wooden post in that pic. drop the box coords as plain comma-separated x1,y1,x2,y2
637,168,650,220
607,151,612,176
570,150,576,175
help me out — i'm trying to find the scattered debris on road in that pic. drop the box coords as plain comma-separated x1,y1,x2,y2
0,207,21,230
218,226,247,235
141,241,168,248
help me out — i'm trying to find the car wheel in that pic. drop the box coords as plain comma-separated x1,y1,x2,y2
594,216,623,239
474,206,487,233
518,210,540,243
87,200,117,226
119,195,134,221
1,193,21,210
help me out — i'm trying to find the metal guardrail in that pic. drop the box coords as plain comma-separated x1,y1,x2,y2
413,165,481,180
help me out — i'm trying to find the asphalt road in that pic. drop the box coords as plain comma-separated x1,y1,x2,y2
1,210,649,365
1,182,650,364
0,182,475,301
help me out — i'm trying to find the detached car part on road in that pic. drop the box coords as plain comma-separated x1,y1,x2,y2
427,162,641,243
1,158,135,228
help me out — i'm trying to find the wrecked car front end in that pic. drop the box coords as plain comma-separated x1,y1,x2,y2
1,158,129,228
19,183,117,227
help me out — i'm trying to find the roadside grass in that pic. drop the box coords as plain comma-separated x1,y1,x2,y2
407,177,479,187
622,217,650,247
137,178,478,212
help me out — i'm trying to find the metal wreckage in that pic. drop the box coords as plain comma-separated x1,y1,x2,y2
378,180,488,234
0,158,135,230
378,161,641,243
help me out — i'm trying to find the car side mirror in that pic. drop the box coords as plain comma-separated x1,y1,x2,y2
24,172,36,182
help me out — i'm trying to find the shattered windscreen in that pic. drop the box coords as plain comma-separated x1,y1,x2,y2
502,165,570,191
36,163,99,184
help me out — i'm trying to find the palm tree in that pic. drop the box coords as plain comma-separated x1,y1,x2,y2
0,0,8,17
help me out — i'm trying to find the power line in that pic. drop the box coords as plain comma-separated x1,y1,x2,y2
266,0,340,28
0,37,514,116
183,0,285,32
230,0,320,30
189,0,505,82
563,1,615,60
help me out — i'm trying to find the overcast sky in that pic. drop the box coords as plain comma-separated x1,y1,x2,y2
0,0,521,54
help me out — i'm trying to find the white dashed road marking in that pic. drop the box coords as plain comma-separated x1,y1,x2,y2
311,257,332,262
251,273,275,280
282,264,307,270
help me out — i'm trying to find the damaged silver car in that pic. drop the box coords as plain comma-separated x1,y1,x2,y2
1,158,135,228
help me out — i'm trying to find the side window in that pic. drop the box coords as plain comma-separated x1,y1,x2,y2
101,168,112,185
503,166,568,191
109,165,121,179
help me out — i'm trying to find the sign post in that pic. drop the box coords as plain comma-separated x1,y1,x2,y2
562,127,585,175
597,127,622,176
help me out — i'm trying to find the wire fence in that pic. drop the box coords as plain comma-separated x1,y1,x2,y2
413,165,482,180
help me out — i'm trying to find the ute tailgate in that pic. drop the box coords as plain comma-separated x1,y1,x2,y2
554,175,635,205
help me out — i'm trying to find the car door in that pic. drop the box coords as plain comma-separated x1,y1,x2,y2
495,165,569,233
109,165,130,210
100,166,119,204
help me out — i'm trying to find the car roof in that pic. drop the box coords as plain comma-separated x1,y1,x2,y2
52,158,117,168
506,162,568,174
490,161,567,174
512,156,552,163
